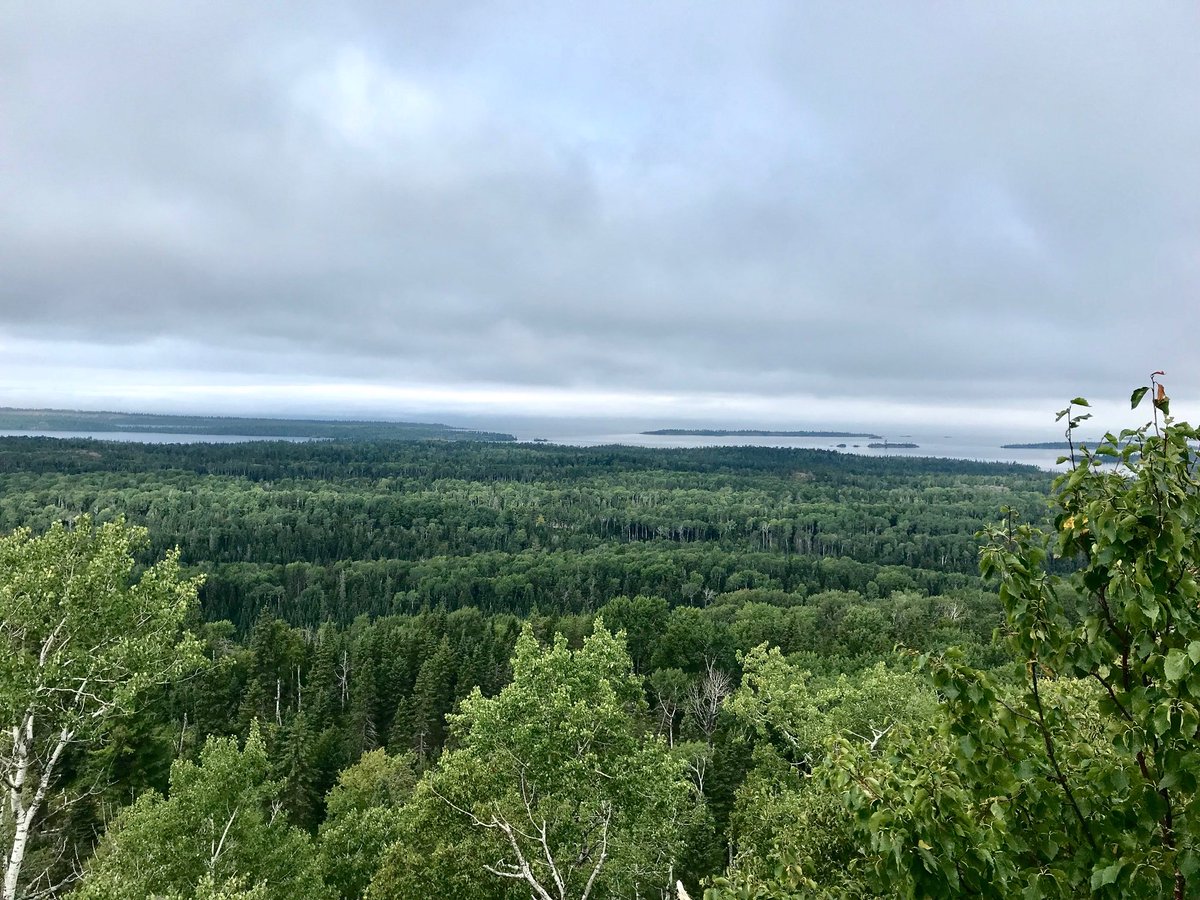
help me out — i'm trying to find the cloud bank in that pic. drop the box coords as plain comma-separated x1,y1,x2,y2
2,2,1197,430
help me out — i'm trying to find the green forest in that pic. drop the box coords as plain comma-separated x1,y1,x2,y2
3,387,1198,899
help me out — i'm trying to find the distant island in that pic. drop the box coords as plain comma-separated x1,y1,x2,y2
1001,441,1089,450
642,428,883,438
868,441,919,449
0,407,515,442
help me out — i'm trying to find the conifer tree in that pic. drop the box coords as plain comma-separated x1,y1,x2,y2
404,637,456,759
346,637,380,759
275,711,321,831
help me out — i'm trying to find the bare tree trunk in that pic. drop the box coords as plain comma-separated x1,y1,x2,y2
4,719,72,900
338,651,349,710
686,660,731,748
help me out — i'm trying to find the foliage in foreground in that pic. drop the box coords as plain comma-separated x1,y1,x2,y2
834,384,1199,898
706,381,1200,898
369,625,703,900
76,725,328,900
0,518,201,900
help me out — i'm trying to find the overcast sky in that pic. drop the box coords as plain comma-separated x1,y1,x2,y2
2,2,1197,433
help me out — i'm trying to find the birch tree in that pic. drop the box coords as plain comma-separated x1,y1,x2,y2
369,623,701,900
1,517,202,900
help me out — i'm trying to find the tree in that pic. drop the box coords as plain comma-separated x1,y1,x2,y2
685,659,733,748
317,749,416,900
76,725,328,900
398,636,454,760
369,623,701,900
649,668,690,747
274,712,321,830
710,648,936,898
1,517,202,900
652,607,733,675
345,636,381,759
598,595,669,673
833,382,1200,897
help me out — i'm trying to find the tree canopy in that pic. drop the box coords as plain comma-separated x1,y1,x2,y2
77,725,328,900
1,518,201,900
6,391,1195,898
370,624,701,900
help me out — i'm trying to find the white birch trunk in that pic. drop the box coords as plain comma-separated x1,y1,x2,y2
3,719,72,900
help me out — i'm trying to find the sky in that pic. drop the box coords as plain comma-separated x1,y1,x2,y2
2,2,1198,435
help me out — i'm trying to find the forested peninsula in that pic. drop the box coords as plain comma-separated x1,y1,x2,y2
0,406,515,441
1000,440,1077,449
3,386,1199,899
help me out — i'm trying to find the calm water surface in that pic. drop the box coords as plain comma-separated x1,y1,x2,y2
0,430,311,444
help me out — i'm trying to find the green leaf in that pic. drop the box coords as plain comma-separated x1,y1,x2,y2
1131,386,1149,408
1165,648,1191,683
1091,861,1123,889
1071,397,1090,407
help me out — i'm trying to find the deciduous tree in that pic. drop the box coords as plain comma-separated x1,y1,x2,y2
76,725,328,900
369,623,701,900
1,518,201,900
833,382,1200,897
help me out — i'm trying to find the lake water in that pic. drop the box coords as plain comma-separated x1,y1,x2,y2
0,430,311,444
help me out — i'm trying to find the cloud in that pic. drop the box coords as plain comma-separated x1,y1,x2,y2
1,2,1198,427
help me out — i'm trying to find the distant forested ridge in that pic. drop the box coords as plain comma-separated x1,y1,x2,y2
643,428,883,438
0,406,515,441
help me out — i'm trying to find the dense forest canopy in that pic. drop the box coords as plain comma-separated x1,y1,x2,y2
0,437,1050,634
3,387,1196,899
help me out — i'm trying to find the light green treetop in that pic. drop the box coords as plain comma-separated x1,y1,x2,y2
1,517,202,900
710,650,937,899
318,749,417,900
76,724,329,900
369,622,701,900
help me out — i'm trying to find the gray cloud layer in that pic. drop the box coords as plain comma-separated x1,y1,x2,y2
2,2,1198,424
